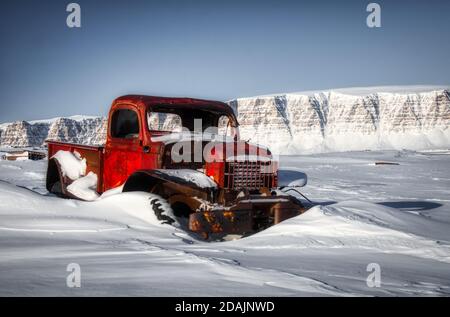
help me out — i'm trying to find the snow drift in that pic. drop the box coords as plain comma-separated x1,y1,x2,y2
1,150,450,295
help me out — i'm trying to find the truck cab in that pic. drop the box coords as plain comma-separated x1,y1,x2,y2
103,95,240,191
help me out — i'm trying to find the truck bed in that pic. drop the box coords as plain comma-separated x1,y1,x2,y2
46,140,105,193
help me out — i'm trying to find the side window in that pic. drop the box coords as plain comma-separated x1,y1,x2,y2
111,109,140,139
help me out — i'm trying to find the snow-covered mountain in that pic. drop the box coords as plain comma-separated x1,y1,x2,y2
230,87,450,154
0,116,107,148
1,86,449,153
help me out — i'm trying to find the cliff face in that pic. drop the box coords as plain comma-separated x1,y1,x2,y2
1,88,449,154
0,116,107,148
230,89,450,154
46,117,107,146
0,121,49,147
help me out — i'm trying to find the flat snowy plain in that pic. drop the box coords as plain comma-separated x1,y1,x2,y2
0,150,449,296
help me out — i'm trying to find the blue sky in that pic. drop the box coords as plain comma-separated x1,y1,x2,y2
1,0,449,122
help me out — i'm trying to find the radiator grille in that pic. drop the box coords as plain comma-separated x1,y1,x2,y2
224,160,276,190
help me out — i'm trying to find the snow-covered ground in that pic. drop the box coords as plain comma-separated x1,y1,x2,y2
0,150,449,296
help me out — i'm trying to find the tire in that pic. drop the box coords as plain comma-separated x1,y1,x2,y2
149,197,176,225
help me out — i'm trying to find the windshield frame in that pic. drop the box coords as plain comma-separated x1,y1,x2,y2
146,104,240,139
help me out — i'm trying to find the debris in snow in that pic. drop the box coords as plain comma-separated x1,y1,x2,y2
52,150,86,180
375,161,400,166
66,172,99,201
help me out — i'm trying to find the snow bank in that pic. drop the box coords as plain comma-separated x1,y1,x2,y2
1,151,450,296
1,177,450,295
52,150,86,180
246,201,450,265
99,185,124,199
92,191,175,227
66,172,99,201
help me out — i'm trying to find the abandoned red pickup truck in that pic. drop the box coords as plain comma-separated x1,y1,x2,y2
46,95,306,238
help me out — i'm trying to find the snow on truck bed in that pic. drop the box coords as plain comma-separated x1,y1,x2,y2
0,150,450,296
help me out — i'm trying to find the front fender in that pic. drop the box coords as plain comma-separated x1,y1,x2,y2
123,169,217,200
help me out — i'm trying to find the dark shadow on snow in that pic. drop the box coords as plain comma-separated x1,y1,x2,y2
377,201,442,211
299,200,442,212
312,201,337,207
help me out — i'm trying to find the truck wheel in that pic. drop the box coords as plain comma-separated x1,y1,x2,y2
149,197,176,225
171,202,193,218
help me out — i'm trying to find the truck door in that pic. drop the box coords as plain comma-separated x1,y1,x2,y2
104,106,144,190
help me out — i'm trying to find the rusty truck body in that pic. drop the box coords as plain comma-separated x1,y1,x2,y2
46,95,306,238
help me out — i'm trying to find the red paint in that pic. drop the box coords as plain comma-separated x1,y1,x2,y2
205,161,226,187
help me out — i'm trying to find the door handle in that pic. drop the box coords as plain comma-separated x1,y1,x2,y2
143,146,150,153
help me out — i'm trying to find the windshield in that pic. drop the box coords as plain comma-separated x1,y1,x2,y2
147,110,239,139
147,112,183,133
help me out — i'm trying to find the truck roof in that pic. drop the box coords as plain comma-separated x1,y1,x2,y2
114,95,235,116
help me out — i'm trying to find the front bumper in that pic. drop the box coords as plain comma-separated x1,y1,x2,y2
188,195,306,235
